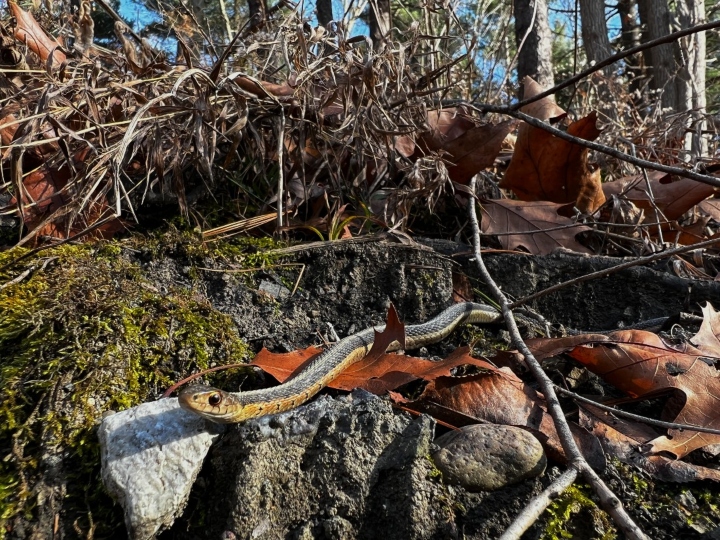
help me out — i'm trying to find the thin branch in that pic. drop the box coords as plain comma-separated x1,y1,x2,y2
510,234,720,309
468,177,649,540
276,114,285,231
498,468,578,540
554,386,720,436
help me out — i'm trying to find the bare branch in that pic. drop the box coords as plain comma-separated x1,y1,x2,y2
468,177,649,540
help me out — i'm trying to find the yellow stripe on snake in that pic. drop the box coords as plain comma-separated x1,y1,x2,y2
178,302,501,423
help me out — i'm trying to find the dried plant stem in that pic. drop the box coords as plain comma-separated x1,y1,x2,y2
276,114,285,231
498,468,578,540
468,177,649,540
510,234,720,309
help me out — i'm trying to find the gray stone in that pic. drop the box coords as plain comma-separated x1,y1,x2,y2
258,279,290,299
196,390,461,540
98,398,221,540
432,424,546,491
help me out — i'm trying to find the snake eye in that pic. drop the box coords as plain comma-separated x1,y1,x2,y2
208,393,222,406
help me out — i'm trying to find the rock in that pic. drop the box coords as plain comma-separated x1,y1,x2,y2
191,390,461,540
258,279,290,299
98,398,221,540
432,424,546,491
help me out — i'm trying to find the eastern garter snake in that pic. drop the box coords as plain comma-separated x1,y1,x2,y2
178,302,502,423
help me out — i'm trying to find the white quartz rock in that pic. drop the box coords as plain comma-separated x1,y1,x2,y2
98,398,221,539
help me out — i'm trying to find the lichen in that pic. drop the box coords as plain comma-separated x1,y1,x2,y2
0,235,253,537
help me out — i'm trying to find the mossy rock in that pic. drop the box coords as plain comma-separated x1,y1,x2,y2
0,232,266,538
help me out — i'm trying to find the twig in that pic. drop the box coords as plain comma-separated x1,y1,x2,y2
498,469,578,540
554,386,720,436
276,114,285,231
510,234,720,309
468,177,649,540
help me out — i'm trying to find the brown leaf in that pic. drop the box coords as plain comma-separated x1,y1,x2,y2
250,346,323,383
602,171,718,221
337,346,496,394
401,368,605,467
11,147,123,240
365,303,406,363
252,343,495,396
480,199,593,255
698,199,720,221
415,109,516,184
9,2,66,68
567,330,720,458
500,77,605,213
579,405,720,482
690,302,720,360
525,334,612,361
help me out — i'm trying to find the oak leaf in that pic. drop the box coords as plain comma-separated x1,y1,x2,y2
396,359,605,467
602,171,718,221
579,405,720,482
397,108,516,183
566,330,720,458
500,77,605,213
480,199,592,255
250,344,496,396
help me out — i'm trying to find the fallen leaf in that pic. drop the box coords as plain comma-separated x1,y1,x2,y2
525,334,611,361
480,199,593,255
500,77,605,213
413,109,516,184
602,171,718,221
689,302,720,360
365,303,406,363
252,345,496,396
567,330,720,458
698,199,720,221
579,405,720,482
250,346,324,383
398,367,605,467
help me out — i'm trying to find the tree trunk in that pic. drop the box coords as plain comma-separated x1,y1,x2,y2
578,0,615,120
316,0,333,27
247,0,268,32
513,0,554,91
637,0,677,110
579,0,612,71
617,0,644,97
369,0,391,45
676,0,707,157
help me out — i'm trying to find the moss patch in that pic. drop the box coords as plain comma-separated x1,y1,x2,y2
541,485,616,540
0,235,255,537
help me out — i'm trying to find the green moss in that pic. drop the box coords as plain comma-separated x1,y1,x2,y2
542,485,616,540
0,237,252,537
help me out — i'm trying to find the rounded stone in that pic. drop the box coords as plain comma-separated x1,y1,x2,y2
432,424,546,491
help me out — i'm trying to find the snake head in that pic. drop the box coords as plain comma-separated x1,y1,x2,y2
178,384,244,423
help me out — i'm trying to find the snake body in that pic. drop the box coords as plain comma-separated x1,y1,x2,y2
178,302,501,423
